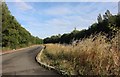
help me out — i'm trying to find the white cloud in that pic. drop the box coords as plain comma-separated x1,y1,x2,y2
43,7,73,16
45,18,71,26
43,15,94,33
14,0,33,11
8,2,117,38
19,14,94,38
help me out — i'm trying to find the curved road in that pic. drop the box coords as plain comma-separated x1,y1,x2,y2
2,46,59,76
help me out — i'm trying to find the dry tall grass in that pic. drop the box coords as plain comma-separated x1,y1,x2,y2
40,32,120,75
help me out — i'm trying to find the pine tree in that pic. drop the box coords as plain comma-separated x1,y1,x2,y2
97,14,102,23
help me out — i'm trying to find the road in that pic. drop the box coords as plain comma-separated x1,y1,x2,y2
2,46,59,76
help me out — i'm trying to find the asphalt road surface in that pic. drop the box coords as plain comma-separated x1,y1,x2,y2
2,46,59,76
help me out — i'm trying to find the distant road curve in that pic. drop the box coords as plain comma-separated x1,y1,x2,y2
2,46,59,76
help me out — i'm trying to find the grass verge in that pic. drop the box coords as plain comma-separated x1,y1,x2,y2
40,32,120,75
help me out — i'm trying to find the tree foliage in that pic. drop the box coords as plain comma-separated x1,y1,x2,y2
44,10,120,44
2,2,43,49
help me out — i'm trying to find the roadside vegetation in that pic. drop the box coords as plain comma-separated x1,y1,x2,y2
41,31,120,75
44,10,119,44
41,11,120,75
2,2,43,51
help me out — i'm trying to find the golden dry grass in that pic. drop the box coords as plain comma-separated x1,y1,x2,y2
40,32,120,75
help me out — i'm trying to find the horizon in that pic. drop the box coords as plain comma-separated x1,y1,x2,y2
6,2,118,39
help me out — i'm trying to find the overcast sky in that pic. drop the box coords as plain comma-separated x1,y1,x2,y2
6,1,118,38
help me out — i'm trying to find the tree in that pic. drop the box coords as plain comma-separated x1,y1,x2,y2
97,14,102,23
2,2,43,49
105,10,112,17
103,10,112,20
44,10,119,44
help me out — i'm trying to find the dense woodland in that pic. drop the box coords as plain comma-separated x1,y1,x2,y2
44,10,120,44
2,3,43,50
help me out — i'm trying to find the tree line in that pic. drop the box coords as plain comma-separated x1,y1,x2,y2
44,10,120,44
2,2,43,49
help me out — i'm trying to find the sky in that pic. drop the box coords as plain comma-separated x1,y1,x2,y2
6,1,118,38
